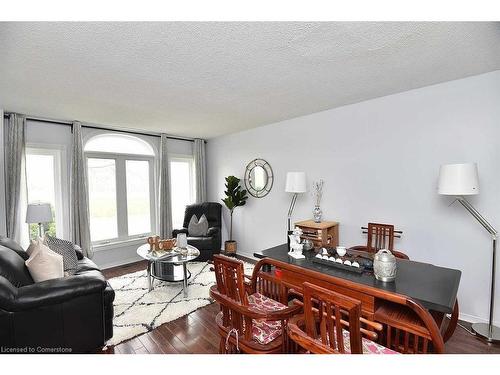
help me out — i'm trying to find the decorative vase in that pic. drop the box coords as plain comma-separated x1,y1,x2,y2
373,249,397,282
313,205,322,223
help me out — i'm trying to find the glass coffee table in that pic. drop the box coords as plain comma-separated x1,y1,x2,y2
136,244,200,297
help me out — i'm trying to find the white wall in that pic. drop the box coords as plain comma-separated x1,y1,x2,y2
0,109,6,236
207,70,500,325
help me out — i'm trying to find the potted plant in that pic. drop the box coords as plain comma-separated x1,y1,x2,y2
222,175,248,254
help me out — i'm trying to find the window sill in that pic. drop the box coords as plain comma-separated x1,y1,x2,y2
93,237,149,252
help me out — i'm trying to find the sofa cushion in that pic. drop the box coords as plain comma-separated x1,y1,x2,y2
319,328,399,354
0,245,34,287
75,257,101,274
25,242,64,283
188,214,209,236
215,292,288,346
43,235,79,275
0,236,29,260
248,293,288,345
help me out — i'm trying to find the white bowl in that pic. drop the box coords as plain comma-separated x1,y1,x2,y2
335,258,343,264
336,246,347,257
343,260,351,266
352,261,360,268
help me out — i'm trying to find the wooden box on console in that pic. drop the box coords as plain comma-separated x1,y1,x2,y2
295,219,339,248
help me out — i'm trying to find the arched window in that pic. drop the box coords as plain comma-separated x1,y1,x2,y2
84,133,156,244
84,133,155,156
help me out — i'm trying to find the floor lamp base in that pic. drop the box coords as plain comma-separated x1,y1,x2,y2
471,322,500,343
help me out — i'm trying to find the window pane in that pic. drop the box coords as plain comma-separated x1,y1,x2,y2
85,134,154,155
126,160,151,235
26,153,56,238
170,160,194,229
88,158,118,241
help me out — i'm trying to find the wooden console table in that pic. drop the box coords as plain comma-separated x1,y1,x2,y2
294,220,339,248
253,244,461,353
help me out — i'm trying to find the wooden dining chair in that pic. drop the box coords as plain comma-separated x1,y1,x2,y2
349,223,459,342
349,222,409,260
287,282,397,354
209,254,301,354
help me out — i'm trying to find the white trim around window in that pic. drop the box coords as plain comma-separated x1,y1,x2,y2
85,151,157,248
26,143,69,239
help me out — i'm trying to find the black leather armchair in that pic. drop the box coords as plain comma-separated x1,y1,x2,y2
172,202,222,262
0,236,114,353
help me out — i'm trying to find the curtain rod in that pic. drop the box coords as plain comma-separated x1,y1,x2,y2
3,113,205,143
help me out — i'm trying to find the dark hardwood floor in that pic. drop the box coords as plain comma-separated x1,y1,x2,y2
100,260,500,354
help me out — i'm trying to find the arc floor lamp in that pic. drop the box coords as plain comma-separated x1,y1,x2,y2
285,171,307,233
438,162,499,343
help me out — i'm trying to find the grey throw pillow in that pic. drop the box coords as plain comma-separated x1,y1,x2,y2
188,214,209,236
43,235,79,275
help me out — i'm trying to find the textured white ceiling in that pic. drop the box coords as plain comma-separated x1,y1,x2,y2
1,22,499,138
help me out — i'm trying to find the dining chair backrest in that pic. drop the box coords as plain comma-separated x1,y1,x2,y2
301,282,363,353
366,223,395,253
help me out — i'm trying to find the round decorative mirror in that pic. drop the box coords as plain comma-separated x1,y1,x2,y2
244,158,273,198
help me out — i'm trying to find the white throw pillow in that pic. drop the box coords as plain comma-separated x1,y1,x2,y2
26,237,43,256
188,214,209,236
25,241,64,282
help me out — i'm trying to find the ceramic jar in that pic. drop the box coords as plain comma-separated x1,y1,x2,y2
373,249,397,282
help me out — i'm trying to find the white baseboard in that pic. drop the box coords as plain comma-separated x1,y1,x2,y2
99,256,143,270
458,312,500,328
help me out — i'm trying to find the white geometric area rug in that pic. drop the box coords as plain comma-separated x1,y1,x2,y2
107,261,254,346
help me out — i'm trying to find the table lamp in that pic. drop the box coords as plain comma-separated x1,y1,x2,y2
285,172,307,232
26,202,53,238
438,162,499,343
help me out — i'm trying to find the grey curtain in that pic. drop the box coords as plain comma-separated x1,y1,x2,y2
4,114,26,243
159,134,173,238
194,138,207,203
71,122,93,258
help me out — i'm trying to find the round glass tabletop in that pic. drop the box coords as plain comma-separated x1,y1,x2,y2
136,243,200,263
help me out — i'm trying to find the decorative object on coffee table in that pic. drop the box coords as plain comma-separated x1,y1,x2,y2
312,179,324,223
438,162,499,343
222,175,248,255
295,219,339,249
147,236,160,252
137,243,200,297
147,235,176,255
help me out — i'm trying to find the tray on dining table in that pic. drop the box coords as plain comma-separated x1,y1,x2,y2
312,255,366,273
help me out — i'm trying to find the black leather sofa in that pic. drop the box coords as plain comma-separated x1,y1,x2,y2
0,236,114,353
172,202,222,262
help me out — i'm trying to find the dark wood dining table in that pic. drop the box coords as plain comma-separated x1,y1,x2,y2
254,244,461,314
253,243,461,351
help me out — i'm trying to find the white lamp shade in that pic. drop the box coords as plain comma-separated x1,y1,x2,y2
26,203,53,223
285,172,307,193
438,163,479,195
